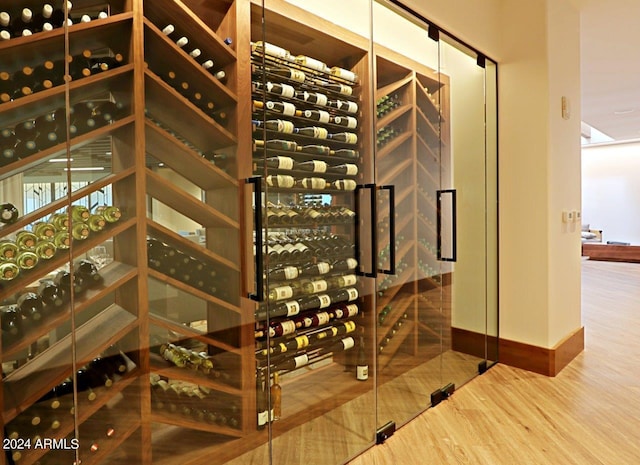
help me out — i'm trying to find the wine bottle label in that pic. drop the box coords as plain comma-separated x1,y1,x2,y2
308,127,328,139
273,286,294,300
267,175,295,188
318,294,331,308
312,160,327,173
285,301,300,316
301,316,313,327
280,320,296,335
341,101,358,113
283,266,299,279
346,288,359,301
341,164,359,175
336,304,359,318
356,365,369,380
304,109,330,123
270,243,286,254
293,243,309,254
258,410,268,426
256,41,290,59
341,274,357,286
308,280,328,293
296,55,327,72
295,335,309,349
280,121,295,133
315,93,328,106
342,337,356,350
303,178,326,190
330,67,358,83
344,321,357,332
293,354,309,368
266,82,295,98
276,156,294,170
333,116,358,129
335,179,357,191
316,312,330,325
316,262,331,274
337,84,353,96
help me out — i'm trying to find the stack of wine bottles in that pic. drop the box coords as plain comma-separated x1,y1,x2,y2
150,374,240,429
264,202,355,226
155,67,227,126
6,347,130,439
145,110,231,173
160,23,230,82
376,125,400,149
1,98,127,166
0,48,124,105
378,312,409,354
0,204,120,284
146,238,228,300
376,93,402,118
0,259,103,346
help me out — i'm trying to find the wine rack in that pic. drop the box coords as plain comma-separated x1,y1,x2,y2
374,49,451,376
0,1,452,464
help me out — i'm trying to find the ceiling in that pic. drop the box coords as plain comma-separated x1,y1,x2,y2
580,0,640,142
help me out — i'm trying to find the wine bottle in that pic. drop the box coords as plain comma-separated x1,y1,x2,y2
98,206,122,223
294,55,328,73
71,221,90,240
255,299,301,321
210,110,228,127
332,179,357,191
263,156,294,170
266,175,295,188
14,230,38,248
329,287,359,303
75,369,98,401
330,163,359,175
295,160,328,173
71,100,98,133
332,116,358,129
273,353,309,371
253,64,305,83
296,127,328,139
329,99,359,114
75,259,103,286
254,100,297,117
69,205,90,222
253,119,295,134
319,82,353,96
52,230,70,249
251,41,291,59
254,139,298,152
270,372,282,420
33,221,56,240
1,306,23,341
0,203,18,224
85,213,105,232
302,109,330,123
54,269,86,295
267,284,295,302
356,335,369,380
0,11,10,36
35,240,57,260
37,280,66,308
15,249,38,269
254,81,295,98
0,261,19,281
295,91,328,106
213,70,227,83
256,370,268,429
332,148,359,159
331,257,358,272
68,51,92,80
330,66,358,83
298,144,331,156
295,177,327,190
14,119,37,140
50,2,73,28
10,8,34,38
329,132,358,144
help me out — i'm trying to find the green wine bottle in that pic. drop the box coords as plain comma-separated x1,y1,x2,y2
87,214,106,231
100,206,121,223
16,250,39,270
53,231,71,249
71,222,90,240
33,222,56,240
69,205,90,222
15,231,37,250
0,240,19,260
35,240,57,259
0,262,19,281
50,213,70,230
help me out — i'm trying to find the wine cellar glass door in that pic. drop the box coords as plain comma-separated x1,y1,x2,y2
251,1,377,463
371,1,450,431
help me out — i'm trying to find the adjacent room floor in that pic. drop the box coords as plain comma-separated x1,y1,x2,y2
348,260,640,465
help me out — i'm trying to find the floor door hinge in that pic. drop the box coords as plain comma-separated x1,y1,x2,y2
376,421,396,444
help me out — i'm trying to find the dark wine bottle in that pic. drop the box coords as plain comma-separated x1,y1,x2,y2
0,203,18,224
17,292,44,324
54,269,87,296
75,259,103,287
50,1,73,28
10,8,34,38
37,280,67,309
1,306,23,343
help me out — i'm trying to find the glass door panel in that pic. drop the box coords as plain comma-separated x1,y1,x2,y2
372,0,445,431
438,33,492,388
251,1,376,464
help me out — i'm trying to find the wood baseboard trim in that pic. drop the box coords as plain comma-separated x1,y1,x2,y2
451,326,584,377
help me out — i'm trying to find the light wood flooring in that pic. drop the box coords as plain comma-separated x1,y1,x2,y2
349,260,640,465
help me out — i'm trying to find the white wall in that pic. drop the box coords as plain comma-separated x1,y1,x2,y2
582,142,640,244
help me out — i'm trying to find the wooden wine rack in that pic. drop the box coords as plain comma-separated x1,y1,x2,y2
0,1,451,464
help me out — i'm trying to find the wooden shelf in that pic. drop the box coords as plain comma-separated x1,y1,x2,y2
3,304,138,421
147,269,240,314
376,103,412,130
378,156,412,186
143,0,237,66
151,410,244,438
0,217,136,299
145,70,236,151
145,120,237,191
146,220,240,273
149,357,241,397
415,81,442,124
376,73,413,101
146,169,239,230
148,313,241,356
143,19,237,107
376,131,412,160
2,261,138,362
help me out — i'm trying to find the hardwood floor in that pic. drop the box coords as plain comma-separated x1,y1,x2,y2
348,260,640,465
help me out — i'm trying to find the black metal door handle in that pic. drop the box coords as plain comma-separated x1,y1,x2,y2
379,185,395,275
247,176,264,301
